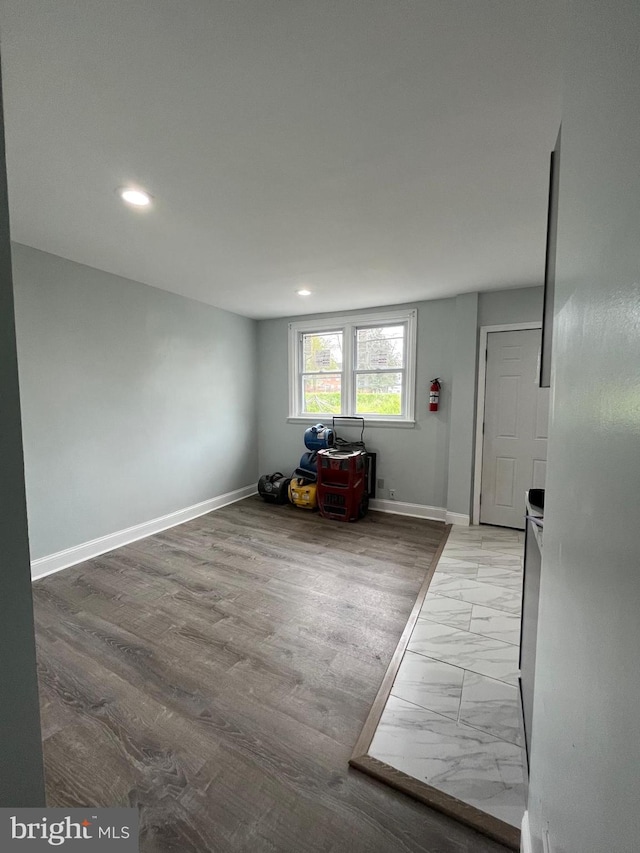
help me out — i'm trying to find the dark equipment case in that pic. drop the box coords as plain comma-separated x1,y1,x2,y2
257,472,291,504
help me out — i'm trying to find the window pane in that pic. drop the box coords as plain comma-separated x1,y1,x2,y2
303,331,343,372
356,372,403,415
302,374,342,414
356,325,404,370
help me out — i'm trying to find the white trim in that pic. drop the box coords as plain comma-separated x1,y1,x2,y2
521,811,533,853
473,322,542,525
445,511,470,526
30,485,257,581
286,416,415,429
370,498,445,521
288,308,418,424
289,308,418,333
369,500,469,525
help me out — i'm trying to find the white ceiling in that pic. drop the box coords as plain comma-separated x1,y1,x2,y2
0,1,562,320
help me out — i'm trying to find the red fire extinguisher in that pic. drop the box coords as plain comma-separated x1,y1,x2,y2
429,378,441,412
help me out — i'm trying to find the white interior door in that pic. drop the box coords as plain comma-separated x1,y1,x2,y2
480,329,548,529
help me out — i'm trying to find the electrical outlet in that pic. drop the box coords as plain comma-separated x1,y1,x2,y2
377,478,385,490
389,488,396,499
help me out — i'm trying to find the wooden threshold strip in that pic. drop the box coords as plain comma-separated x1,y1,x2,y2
350,754,520,851
349,524,520,852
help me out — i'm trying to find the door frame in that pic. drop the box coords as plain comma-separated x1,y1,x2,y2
472,322,543,526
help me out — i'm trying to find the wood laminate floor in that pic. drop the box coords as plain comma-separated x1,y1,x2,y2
32,497,510,853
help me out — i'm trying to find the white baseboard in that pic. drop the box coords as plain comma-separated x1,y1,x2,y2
31,484,257,581
521,811,532,853
369,499,446,522
445,511,471,526
369,500,470,525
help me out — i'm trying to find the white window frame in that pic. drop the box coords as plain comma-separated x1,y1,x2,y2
288,308,417,426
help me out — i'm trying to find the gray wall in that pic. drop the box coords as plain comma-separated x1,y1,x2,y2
12,244,542,562
478,285,543,327
0,75,45,804
257,286,541,514
12,244,258,560
527,3,640,852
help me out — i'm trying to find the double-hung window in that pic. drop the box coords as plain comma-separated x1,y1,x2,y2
288,308,417,424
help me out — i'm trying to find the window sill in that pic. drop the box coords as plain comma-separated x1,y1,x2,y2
287,416,416,429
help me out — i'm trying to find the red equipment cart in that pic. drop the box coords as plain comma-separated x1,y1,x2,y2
317,448,369,522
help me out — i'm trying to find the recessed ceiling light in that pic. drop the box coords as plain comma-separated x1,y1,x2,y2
119,187,152,207
297,289,312,296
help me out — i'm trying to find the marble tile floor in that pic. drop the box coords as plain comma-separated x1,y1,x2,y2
369,524,526,830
